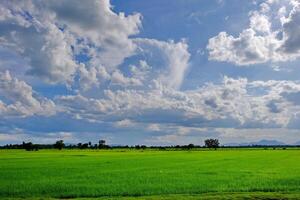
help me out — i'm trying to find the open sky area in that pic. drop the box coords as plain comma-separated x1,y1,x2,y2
1,0,300,145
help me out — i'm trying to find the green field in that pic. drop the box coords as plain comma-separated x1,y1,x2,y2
1,149,300,199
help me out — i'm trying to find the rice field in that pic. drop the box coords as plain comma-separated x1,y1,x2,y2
1,149,300,199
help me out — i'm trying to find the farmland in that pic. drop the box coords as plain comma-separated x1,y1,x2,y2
1,149,300,199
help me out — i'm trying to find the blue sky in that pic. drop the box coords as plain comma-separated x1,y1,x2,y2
1,0,300,145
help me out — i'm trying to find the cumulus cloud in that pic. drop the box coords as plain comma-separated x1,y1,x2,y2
2,0,300,145
207,0,300,66
111,70,142,87
115,119,136,128
0,0,141,87
0,70,55,117
0,0,191,93
56,76,300,130
134,38,190,89
45,0,141,68
0,1,78,84
281,1,300,53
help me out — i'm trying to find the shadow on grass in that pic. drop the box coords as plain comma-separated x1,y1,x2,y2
4,192,300,200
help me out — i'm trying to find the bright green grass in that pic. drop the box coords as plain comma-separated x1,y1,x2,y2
1,149,300,199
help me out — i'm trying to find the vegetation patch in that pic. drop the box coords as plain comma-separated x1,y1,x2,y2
1,149,300,199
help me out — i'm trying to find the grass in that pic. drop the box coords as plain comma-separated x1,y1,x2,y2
1,149,300,199
3,193,300,200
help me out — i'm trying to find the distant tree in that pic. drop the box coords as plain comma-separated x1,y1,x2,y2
34,144,39,151
204,139,219,149
23,142,33,151
22,142,38,151
81,143,89,149
88,141,92,147
181,143,195,150
98,140,106,149
159,147,166,150
188,143,195,149
54,140,64,150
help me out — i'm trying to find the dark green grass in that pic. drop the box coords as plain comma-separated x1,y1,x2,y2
1,149,300,199
3,192,300,200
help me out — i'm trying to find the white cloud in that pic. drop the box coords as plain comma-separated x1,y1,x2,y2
111,70,142,87
115,119,136,128
207,29,282,65
134,38,190,89
0,130,77,144
2,0,300,145
0,0,141,87
0,0,191,93
0,0,192,95
0,70,55,117
0,1,78,84
0,133,23,142
76,65,111,91
147,124,161,131
207,0,300,66
249,11,271,33
129,60,152,82
45,0,142,71
281,2,300,53
55,76,300,130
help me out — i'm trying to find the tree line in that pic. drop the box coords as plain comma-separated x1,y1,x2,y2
0,139,221,151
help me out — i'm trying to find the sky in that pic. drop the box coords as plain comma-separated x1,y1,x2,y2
1,0,300,146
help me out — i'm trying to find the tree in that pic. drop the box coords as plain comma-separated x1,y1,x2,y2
54,140,64,150
22,142,39,151
204,139,219,149
98,140,106,149
187,143,195,149
81,143,89,149
23,142,38,151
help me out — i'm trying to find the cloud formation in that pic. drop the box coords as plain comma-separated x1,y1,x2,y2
56,76,300,130
0,0,141,86
207,0,300,65
1,0,300,145
134,38,190,89
0,70,55,117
